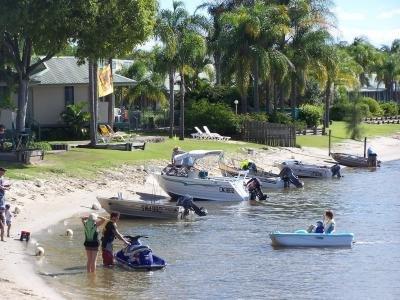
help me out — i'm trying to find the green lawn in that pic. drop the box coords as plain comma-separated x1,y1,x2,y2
4,139,263,180
297,121,400,148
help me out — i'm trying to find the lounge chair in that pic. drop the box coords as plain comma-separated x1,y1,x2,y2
203,126,231,141
191,126,207,139
98,124,126,142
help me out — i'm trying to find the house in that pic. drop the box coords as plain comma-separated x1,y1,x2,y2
0,56,136,128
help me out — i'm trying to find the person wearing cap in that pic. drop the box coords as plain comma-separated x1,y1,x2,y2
81,213,107,273
0,167,11,242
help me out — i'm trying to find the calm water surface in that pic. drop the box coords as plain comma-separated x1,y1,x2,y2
33,161,400,299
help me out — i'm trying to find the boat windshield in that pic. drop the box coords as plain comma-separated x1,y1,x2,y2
174,150,223,166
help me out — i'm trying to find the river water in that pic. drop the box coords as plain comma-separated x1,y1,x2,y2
33,161,400,299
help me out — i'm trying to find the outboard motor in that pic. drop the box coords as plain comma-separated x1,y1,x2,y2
177,194,207,217
246,177,268,201
279,166,304,188
331,164,342,178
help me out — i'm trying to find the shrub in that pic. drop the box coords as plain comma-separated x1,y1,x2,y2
298,104,323,127
268,111,293,124
379,101,399,116
359,97,383,116
293,120,307,131
27,141,52,152
330,102,351,121
60,103,90,138
185,99,237,135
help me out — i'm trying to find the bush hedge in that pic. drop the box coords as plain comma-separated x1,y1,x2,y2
298,104,323,127
359,97,383,116
379,101,399,116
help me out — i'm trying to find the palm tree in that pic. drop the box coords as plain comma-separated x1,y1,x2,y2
375,39,400,102
157,2,207,140
347,37,380,87
284,0,335,109
219,1,291,113
156,1,188,138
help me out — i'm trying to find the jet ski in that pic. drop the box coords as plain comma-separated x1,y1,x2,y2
115,235,166,271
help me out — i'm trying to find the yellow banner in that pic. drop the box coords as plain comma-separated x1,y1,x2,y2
97,64,113,97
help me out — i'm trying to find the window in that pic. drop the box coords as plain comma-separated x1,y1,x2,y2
64,86,74,106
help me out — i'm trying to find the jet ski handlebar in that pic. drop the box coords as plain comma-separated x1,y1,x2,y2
124,235,149,243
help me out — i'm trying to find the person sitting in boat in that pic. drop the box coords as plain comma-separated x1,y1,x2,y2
314,221,324,233
323,210,335,234
171,146,185,165
240,159,257,174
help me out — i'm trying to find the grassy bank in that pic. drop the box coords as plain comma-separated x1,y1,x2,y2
4,139,262,180
297,121,400,148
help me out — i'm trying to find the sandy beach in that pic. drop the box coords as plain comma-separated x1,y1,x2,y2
1,136,399,299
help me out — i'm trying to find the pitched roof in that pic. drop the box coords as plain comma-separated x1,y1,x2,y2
31,56,136,86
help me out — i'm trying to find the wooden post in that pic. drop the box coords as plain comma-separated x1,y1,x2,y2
328,129,331,156
364,137,367,158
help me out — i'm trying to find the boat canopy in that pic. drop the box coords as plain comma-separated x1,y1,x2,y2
174,150,223,165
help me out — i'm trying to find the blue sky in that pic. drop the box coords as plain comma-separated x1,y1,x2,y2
158,0,400,47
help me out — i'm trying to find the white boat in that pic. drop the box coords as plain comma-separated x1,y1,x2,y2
151,150,250,202
219,160,303,190
276,160,335,178
269,231,354,247
97,193,186,220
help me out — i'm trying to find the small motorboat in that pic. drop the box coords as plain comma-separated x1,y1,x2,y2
115,235,166,271
276,160,342,178
151,150,250,201
269,231,354,247
331,152,380,168
219,160,304,190
98,192,207,220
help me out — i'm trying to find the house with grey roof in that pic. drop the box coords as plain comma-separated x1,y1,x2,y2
0,56,136,128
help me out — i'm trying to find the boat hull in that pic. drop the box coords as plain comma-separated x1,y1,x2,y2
97,197,183,219
153,173,249,202
278,160,332,178
331,153,376,168
270,232,354,247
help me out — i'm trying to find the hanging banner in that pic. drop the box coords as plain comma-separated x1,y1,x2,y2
97,64,114,97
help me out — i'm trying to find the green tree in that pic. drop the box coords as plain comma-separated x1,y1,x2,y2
60,103,90,138
219,1,291,113
73,0,157,145
157,2,206,140
375,39,400,102
0,0,79,132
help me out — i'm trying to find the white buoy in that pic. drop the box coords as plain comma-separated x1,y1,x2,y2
35,246,45,256
66,229,73,236
91,203,100,210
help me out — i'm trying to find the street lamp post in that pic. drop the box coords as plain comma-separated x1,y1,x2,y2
234,99,239,114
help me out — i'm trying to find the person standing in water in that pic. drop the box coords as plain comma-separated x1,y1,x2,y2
82,213,106,273
101,211,130,267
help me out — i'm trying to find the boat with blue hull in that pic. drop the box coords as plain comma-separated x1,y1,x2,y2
270,232,354,247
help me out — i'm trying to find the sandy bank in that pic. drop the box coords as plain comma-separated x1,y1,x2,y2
0,135,399,299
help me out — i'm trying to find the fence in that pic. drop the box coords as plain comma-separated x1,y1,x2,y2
242,121,296,147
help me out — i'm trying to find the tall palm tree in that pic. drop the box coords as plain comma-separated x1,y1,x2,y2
156,1,188,138
219,1,291,113
376,39,400,102
157,2,207,140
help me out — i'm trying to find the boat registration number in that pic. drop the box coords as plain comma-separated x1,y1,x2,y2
219,187,235,193
141,205,162,213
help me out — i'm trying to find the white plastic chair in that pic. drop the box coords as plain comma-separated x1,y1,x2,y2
203,126,231,141
191,126,207,139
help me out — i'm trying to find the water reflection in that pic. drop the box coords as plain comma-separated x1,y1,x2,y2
35,161,400,299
